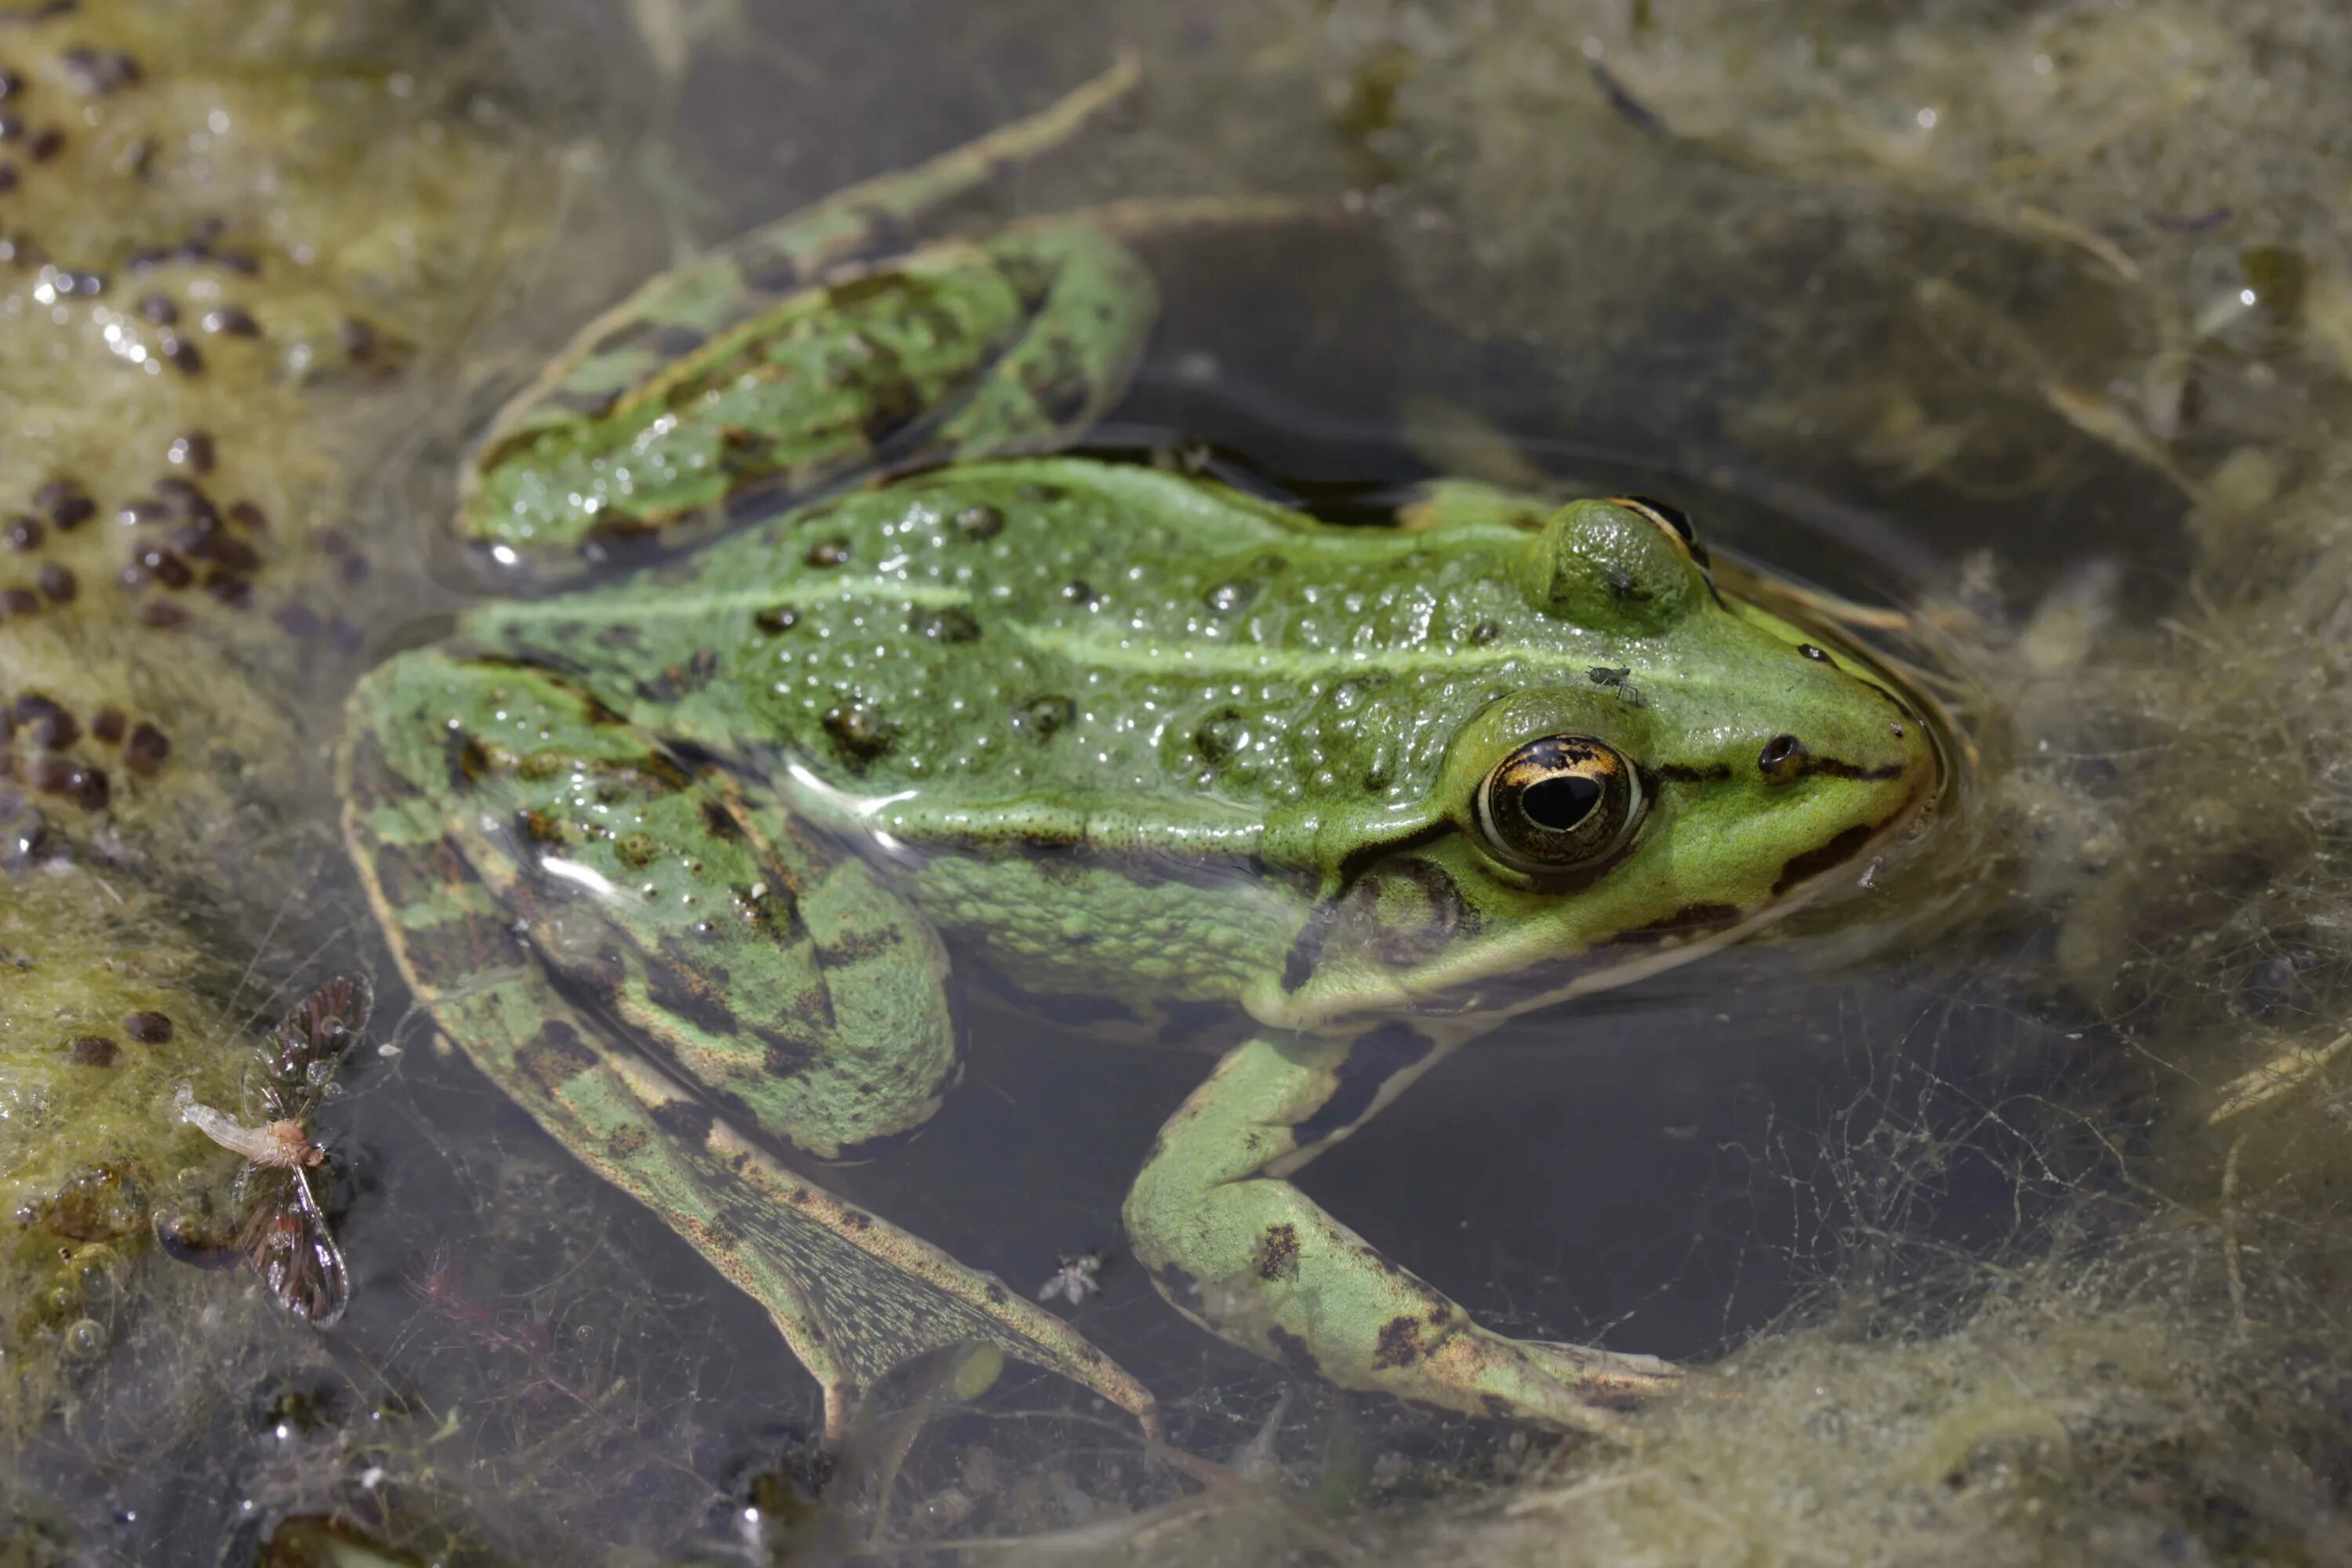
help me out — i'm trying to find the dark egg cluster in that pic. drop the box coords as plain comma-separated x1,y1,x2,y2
57,1007,175,1071
0,686,172,862
2,442,280,631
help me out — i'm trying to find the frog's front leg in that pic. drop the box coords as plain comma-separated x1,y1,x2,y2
1125,1029,1681,1435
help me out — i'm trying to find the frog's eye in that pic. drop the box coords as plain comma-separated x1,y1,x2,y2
1617,495,1710,568
1473,735,1644,873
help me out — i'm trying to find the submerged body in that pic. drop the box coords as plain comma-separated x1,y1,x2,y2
340,63,1941,1440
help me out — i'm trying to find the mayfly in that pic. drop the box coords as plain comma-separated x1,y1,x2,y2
167,974,372,1327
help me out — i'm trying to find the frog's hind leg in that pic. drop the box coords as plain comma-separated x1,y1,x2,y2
340,656,1160,1443
1125,1029,1681,1436
483,52,1143,462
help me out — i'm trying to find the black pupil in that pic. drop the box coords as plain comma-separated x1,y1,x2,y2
1521,773,1602,832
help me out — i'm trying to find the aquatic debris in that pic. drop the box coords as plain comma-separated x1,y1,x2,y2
164,973,372,1327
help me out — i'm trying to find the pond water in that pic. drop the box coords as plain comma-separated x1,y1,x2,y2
5,3,2351,1565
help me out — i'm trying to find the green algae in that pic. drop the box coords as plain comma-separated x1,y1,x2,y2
0,0,619,1453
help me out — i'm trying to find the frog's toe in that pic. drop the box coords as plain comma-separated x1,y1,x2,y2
1523,1339,1686,1401
1450,1332,1687,1439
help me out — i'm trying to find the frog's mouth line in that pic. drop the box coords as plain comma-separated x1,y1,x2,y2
1276,764,1941,1036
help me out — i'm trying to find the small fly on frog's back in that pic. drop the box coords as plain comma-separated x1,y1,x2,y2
161,974,372,1327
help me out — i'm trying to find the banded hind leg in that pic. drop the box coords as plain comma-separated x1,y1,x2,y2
1125,1028,1681,1436
341,648,1157,1440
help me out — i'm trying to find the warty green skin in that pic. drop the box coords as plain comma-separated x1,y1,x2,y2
339,57,1941,1445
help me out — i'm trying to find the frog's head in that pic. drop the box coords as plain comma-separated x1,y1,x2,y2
1261,496,1940,1034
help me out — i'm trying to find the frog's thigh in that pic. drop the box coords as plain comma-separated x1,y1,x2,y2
343,657,1158,1441
1123,1029,1679,1435
349,650,954,1160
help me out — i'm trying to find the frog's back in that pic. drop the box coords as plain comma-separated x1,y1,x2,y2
461,459,1597,822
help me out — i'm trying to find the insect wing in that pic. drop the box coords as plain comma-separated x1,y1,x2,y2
238,1163,351,1327
264,972,374,1091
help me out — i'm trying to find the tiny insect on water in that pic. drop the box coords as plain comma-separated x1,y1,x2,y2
162,973,372,1327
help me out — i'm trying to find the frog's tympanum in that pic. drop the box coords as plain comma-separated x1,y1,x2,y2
339,61,1940,1442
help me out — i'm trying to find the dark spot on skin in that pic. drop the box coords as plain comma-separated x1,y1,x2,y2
1772,823,1879,896
136,601,189,630
644,959,742,1040
1018,694,1073,738
951,504,1003,540
37,564,74,603
122,1011,172,1044
1759,733,1808,784
1257,1224,1301,1281
985,1283,1007,1305
699,800,742,841
1612,903,1744,944
1798,643,1830,662
65,1034,117,1067
649,1098,716,1147
1374,1316,1425,1368
1889,719,1907,739
3,514,40,549
398,912,531,984
1481,1392,1515,1421
89,708,125,745
639,647,720,705
909,607,979,643
811,927,904,967
1295,1022,1434,1145
753,605,797,634
517,808,565,846
593,623,643,652
804,538,850,568
1468,619,1501,645
761,1033,814,1077
822,704,895,763
1656,761,1731,783
1060,579,1099,608
1265,1325,1323,1378
604,1124,649,1160
446,733,491,789
840,1210,873,1232
1194,709,1248,764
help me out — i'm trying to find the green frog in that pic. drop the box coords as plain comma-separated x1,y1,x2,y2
338,60,1942,1444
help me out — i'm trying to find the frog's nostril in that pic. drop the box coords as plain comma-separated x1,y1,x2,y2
1759,734,1809,784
